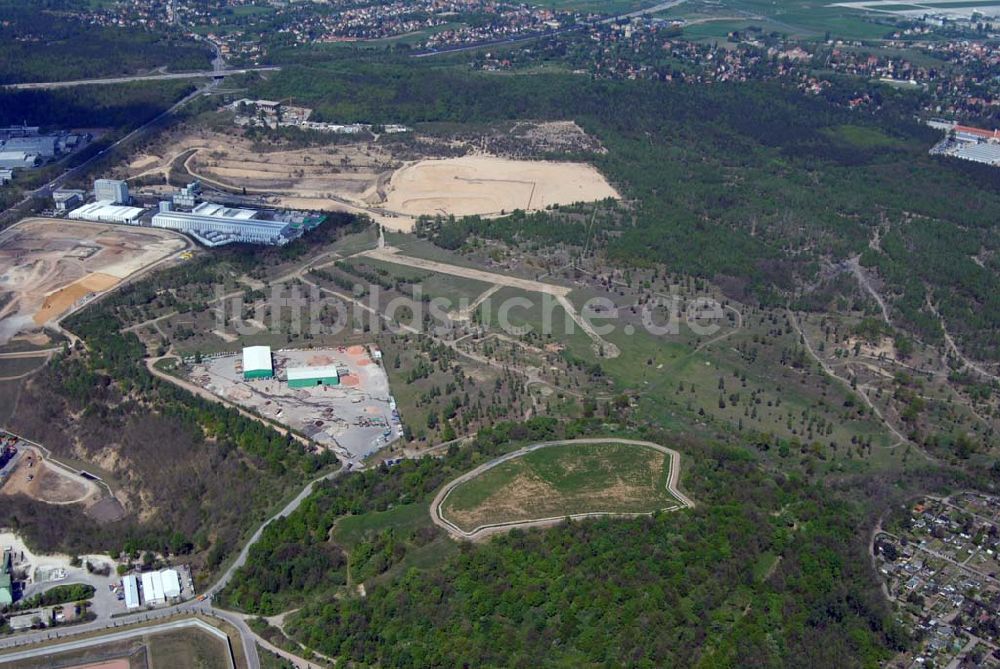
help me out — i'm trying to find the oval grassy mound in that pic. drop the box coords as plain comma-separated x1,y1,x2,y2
438,441,683,536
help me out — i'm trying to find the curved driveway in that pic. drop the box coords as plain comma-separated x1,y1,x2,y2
431,438,694,540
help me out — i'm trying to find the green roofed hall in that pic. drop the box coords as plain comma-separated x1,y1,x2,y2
242,345,273,380
287,364,339,388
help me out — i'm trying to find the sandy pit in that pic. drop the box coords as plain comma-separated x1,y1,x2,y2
0,218,187,344
1,448,100,506
381,156,619,219
143,129,618,232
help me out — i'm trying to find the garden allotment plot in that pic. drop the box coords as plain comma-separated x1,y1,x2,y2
438,440,685,538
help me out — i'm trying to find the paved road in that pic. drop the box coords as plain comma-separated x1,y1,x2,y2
430,437,694,540
207,465,348,599
4,67,280,90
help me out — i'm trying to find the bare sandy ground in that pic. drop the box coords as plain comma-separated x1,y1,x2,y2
381,156,619,218
0,219,186,343
1,449,98,506
145,129,618,232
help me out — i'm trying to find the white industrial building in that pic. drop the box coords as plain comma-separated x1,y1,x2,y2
94,179,129,205
123,569,182,608
122,574,140,609
141,571,164,604
68,201,144,224
0,151,40,169
152,202,292,246
242,345,274,380
0,169,12,185
52,189,85,212
2,135,57,158
160,569,181,599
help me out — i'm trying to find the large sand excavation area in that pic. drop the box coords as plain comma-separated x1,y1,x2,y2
0,219,187,344
134,129,618,232
381,156,619,218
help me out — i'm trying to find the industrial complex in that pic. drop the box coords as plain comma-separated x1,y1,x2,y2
0,125,90,173
152,201,295,246
929,120,1000,165
57,177,325,247
190,346,400,463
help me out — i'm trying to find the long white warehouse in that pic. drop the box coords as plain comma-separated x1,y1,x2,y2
68,201,144,224
151,202,292,245
122,574,140,609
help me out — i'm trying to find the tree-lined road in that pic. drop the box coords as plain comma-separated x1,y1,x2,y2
4,67,280,90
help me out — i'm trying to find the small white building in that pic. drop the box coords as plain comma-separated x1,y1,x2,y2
52,189,85,212
160,569,181,599
122,574,140,609
141,571,164,604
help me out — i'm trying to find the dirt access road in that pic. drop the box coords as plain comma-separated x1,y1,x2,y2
430,438,694,541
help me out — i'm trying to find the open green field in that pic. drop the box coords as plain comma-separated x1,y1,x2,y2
147,627,231,669
676,0,896,41
440,441,680,533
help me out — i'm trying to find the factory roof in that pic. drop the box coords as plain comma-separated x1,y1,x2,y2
160,569,181,598
122,574,140,609
2,136,57,156
287,365,340,381
52,189,85,201
141,571,164,603
0,150,34,159
67,201,144,221
243,345,273,373
193,201,259,220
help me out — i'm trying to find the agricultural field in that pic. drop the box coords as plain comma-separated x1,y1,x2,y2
438,441,683,536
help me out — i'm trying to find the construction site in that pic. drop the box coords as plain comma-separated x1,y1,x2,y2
0,219,188,346
185,346,399,463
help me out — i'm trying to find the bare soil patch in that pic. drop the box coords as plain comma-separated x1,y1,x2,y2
0,219,186,343
1,449,99,506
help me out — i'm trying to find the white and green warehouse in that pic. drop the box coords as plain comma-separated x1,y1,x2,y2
242,346,273,380
287,365,339,388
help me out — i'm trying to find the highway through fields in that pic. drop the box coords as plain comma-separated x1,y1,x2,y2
430,437,695,540
3,67,280,90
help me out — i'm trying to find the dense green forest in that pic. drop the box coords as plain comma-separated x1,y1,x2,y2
249,55,1000,361
0,3,211,84
0,81,195,129
220,415,908,667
